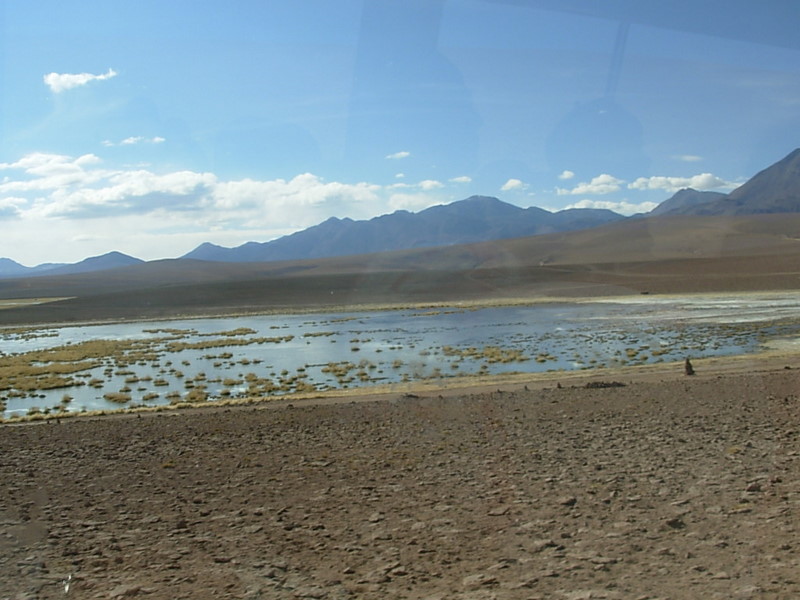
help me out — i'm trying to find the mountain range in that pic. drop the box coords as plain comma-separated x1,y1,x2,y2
2,148,800,279
183,197,625,263
0,252,143,279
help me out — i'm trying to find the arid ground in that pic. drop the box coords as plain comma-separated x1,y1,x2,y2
2,351,798,600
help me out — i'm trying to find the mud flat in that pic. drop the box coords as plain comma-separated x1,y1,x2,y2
1,349,799,600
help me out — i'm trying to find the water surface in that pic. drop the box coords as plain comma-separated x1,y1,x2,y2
2,294,798,418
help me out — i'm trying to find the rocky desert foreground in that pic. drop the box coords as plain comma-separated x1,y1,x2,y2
1,358,799,600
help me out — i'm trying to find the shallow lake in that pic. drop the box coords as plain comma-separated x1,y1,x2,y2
2,293,800,418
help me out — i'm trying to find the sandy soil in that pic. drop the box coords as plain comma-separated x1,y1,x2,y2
1,351,799,600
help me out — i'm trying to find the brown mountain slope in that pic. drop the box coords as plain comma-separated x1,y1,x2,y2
702,148,800,214
312,213,800,272
2,213,800,324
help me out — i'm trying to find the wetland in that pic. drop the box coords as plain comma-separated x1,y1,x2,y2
2,292,800,420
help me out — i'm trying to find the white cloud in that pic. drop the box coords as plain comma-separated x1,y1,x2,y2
0,152,382,225
385,151,411,160
0,196,25,218
628,173,737,193
557,174,623,196
565,199,658,215
214,174,381,213
0,153,107,192
672,154,703,162
395,173,405,179
558,170,575,180
103,136,166,147
418,179,444,191
449,175,472,183
388,180,444,192
500,178,527,191
43,68,118,93
122,136,165,145
0,151,463,263
33,170,217,218
0,152,101,174
388,193,442,212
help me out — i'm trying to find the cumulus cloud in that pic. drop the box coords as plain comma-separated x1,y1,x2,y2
0,151,463,262
0,197,25,218
35,170,217,218
385,151,411,160
565,199,658,215
558,170,575,180
0,152,383,223
0,152,101,173
628,173,736,193
500,178,527,191
214,173,380,212
0,153,106,192
449,175,472,183
557,174,623,195
418,179,444,191
43,68,118,93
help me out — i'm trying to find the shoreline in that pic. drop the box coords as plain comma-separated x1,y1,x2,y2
3,288,800,424
2,288,798,332
6,341,798,425
0,294,612,331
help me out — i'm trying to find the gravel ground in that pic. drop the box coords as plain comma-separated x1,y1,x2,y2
1,363,799,600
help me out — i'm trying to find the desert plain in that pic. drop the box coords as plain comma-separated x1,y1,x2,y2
2,213,800,599
1,351,798,600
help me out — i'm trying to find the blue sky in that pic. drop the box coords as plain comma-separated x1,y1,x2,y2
2,0,800,265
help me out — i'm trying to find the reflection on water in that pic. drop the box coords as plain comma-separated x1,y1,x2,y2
2,294,799,418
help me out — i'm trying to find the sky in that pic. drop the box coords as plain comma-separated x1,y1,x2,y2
2,0,800,266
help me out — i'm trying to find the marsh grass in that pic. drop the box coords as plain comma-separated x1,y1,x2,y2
103,392,131,403
3,303,790,421
181,388,208,403
166,334,293,352
442,344,529,364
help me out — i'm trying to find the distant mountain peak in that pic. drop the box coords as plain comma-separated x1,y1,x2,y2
702,147,800,215
50,251,144,275
0,257,24,267
98,250,135,259
181,195,624,263
195,241,224,250
0,251,142,279
650,148,800,217
462,194,505,204
650,188,726,216
0,257,29,277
